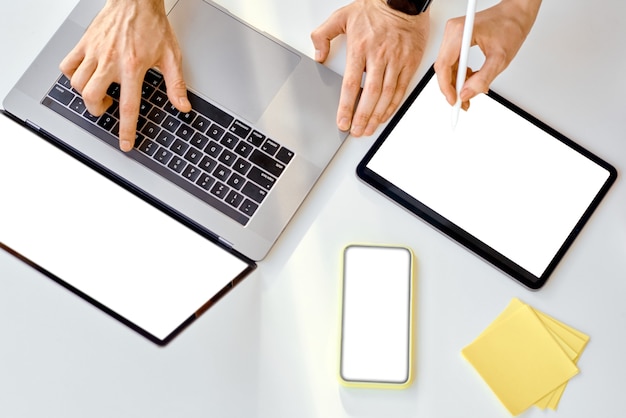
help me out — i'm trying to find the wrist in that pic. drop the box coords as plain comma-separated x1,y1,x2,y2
386,0,433,15
105,0,166,13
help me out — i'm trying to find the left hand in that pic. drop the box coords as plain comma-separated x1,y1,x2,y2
311,0,430,137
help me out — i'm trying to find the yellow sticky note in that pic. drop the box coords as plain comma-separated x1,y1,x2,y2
462,303,580,416
532,309,589,410
480,298,589,410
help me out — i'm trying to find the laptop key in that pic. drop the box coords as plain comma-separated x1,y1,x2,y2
49,84,75,106
247,131,265,147
147,107,166,124
106,83,121,100
196,173,215,191
248,166,276,190
192,115,210,133
214,164,232,182
144,68,163,88
138,139,158,156
276,147,295,164
205,140,223,158
142,121,161,140
168,157,186,173
175,123,194,141
225,190,245,208
242,181,268,204
210,182,229,199
162,115,181,133
184,147,203,164
207,124,225,141
227,173,245,190
218,149,236,166
220,132,239,149
249,149,285,177
151,90,168,107
190,132,210,149
198,156,218,173
187,90,233,128
240,199,259,217
97,114,117,132
229,120,251,139
171,139,189,156
156,130,175,147
233,158,252,175
69,97,86,114
182,165,201,182
261,138,279,156
154,147,174,165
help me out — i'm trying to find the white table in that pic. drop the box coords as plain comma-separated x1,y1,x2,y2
1,1,625,417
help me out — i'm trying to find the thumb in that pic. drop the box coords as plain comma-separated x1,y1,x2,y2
460,55,503,102
310,11,346,63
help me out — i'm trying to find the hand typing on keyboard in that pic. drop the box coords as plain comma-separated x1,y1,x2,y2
59,0,431,148
311,0,430,138
59,0,191,152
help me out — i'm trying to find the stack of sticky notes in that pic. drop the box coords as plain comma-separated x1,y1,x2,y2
462,298,589,416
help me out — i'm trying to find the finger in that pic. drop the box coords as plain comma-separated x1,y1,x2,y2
81,70,115,117
118,73,144,152
362,65,400,136
434,18,464,106
460,52,505,102
160,53,191,114
380,64,413,123
336,52,365,133
59,46,86,79
68,57,98,94
310,10,346,63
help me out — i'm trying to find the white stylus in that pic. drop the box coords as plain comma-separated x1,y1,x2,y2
452,0,477,128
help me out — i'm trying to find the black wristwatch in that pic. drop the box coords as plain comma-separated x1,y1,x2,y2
386,0,433,15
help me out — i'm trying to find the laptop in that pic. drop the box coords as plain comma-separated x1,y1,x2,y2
1,0,347,344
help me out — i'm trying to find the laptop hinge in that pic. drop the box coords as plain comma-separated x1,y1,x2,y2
25,119,42,131
217,236,233,249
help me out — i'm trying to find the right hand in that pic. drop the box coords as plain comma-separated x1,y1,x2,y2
434,0,542,110
59,0,191,152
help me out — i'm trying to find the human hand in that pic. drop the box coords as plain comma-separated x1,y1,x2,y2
59,0,191,152
434,0,542,110
311,0,429,137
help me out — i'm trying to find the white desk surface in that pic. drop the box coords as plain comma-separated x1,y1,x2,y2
1,1,625,417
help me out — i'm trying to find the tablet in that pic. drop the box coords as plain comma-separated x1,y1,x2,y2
357,66,617,289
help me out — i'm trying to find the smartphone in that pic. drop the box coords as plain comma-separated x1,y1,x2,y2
339,244,416,388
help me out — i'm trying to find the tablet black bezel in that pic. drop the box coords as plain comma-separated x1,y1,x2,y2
356,65,617,289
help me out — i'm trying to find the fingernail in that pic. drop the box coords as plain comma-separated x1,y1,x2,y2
351,125,363,137
314,50,322,61
121,140,132,151
338,117,350,131
180,97,191,109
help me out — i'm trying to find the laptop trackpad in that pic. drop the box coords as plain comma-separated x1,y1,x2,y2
168,0,300,123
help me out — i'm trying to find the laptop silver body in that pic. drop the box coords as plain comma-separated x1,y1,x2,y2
3,0,347,261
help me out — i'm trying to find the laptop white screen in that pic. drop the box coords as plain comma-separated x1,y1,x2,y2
0,115,250,342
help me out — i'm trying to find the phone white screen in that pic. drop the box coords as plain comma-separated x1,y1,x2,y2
340,245,413,384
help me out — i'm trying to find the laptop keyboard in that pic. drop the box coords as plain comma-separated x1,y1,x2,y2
42,69,295,226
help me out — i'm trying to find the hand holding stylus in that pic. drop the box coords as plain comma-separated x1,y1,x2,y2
435,0,543,120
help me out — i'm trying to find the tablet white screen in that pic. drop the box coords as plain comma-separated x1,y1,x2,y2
366,75,611,278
